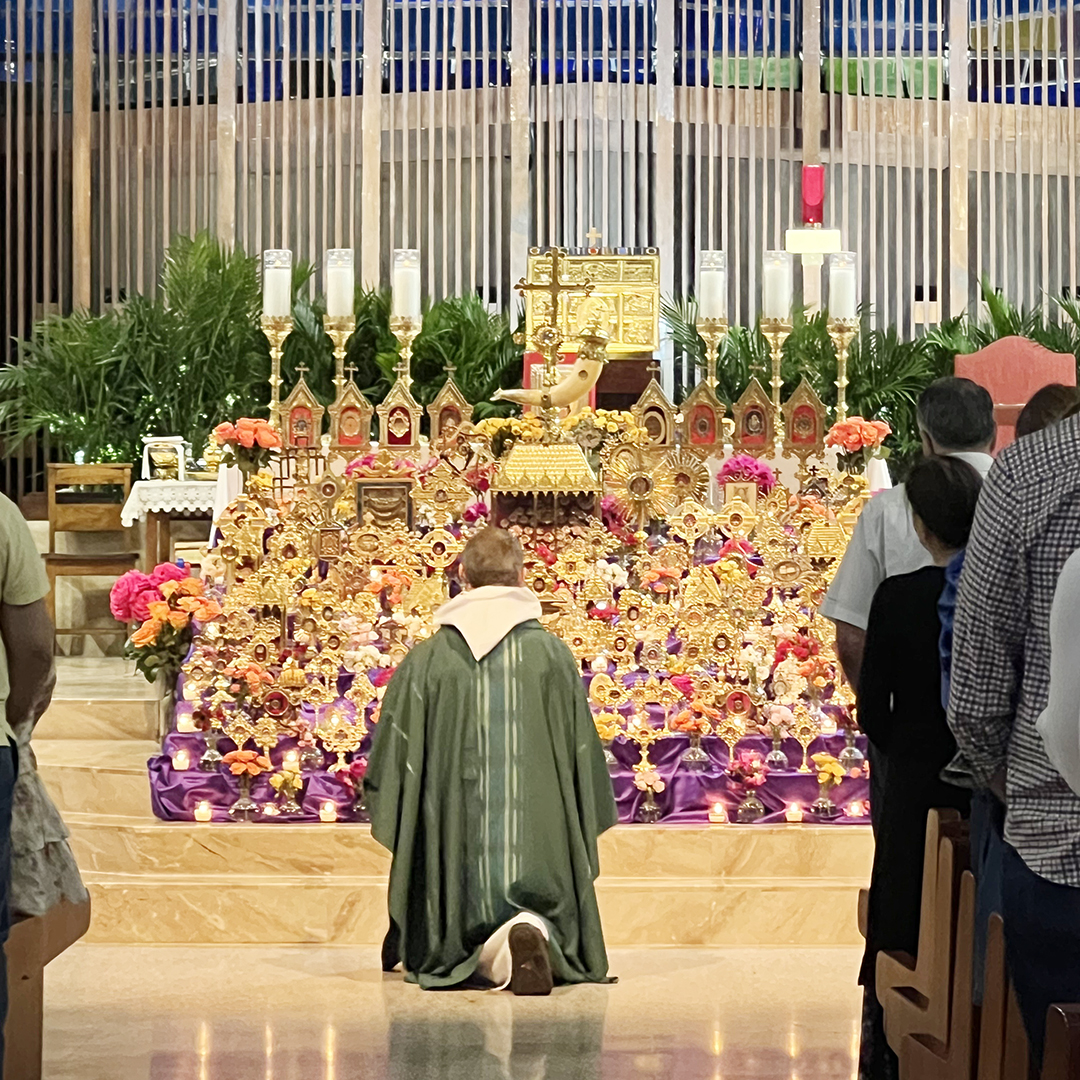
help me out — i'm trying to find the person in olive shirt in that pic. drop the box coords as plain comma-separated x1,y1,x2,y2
0,493,56,1055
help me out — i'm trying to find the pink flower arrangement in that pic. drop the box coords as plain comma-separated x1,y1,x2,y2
717,454,777,492
345,454,417,478
727,750,769,788
633,768,666,794
109,570,160,622
463,501,490,524
150,562,188,587
335,757,368,793
367,666,396,689
670,674,696,700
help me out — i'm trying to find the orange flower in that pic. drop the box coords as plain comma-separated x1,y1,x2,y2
146,600,172,622
253,422,281,450
222,749,273,777
178,595,223,622
161,577,204,599
213,422,237,445
131,618,163,647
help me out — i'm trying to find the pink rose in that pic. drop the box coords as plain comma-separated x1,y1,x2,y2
109,571,153,621
150,562,188,587
463,501,489,524
131,587,164,623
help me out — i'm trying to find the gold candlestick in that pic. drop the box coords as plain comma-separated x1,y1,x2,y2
827,317,859,423
695,317,729,389
759,316,792,425
262,314,294,432
324,314,356,398
389,315,421,390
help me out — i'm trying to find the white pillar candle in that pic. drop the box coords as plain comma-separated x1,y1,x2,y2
325,249,355,318
697,250,727,320
262,249,293,317
762,251,793,320
828,251,858,320
391,249,422,320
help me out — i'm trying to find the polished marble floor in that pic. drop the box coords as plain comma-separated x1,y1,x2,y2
43,944,863,1080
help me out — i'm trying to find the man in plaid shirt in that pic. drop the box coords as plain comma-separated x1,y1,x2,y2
949,411,1080,1066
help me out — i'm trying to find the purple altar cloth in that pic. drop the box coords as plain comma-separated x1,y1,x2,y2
149,726,870,826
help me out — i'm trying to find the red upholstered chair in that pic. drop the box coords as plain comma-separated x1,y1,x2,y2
953,336,1076,453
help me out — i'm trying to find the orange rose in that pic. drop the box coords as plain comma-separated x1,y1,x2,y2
213,422,237,445
254,422,281,450
146,600,172,622
236,426,256,448
166,610,190,630
843,434,864,452
178,596,222,622
131,618,163,647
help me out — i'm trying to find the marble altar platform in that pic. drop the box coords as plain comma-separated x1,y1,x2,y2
36,659,874,948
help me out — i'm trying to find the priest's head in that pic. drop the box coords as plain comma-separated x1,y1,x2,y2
917,377,996,457
459,527,526,589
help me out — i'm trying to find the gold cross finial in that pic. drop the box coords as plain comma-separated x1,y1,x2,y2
586,226,602,247
514,246,595,318
344,363,358,382
296,363,310,378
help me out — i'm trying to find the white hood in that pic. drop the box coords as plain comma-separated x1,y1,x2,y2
433,585,543,661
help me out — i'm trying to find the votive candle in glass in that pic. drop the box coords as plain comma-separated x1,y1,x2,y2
761,250,793,320
194,801,213,823
325,249,355,318
708,802,727,824
785,804,805,823
697,250,727,321
172,748,191,771
319,802,338,823
828,251,858,320
391,249,422,320
262,249,293,317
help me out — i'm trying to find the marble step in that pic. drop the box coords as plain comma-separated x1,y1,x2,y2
63,816,873,883
81,870,867,947
36,699,159,741
36,740,159,818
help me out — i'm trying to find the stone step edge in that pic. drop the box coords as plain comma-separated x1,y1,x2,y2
82,871,867,889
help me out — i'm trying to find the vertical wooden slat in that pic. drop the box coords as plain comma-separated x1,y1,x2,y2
44,0,54,315
308,0,317,270
16,0,28,339
360,0,381,283
948,0,970,316
218,0,238,245
508,0,528,288
72,0,92,309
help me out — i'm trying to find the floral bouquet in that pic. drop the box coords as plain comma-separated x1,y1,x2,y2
212,417,282,480
111,563,222,685
727,750,770,823
825,417,891,474
561,408,648,467
810,751,846,818
717,454,777,493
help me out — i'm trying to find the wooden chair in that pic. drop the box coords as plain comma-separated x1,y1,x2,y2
875,809,964,1011
44,463,139,648
880,826,971,1054
899,870,979,1080
978,914,1011,1080
1041,1006,1080,1080
4,898,92,1080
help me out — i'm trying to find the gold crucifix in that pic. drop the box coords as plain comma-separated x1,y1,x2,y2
585,226,602,249
514,246,595,363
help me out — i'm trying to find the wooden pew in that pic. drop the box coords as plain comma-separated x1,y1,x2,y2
4,899,91,1080
1041,1006,1080,1080
899,869,979,1080
879,821,971,1054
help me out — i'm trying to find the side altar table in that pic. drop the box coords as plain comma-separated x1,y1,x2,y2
121,480,218,568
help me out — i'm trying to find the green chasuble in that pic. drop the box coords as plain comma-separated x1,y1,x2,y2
365,618,618,989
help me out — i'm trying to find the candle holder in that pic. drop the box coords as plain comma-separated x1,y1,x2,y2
759,316,792,428
695,317,729,389
827,317,859,423
389,315,422,390
324,314,356,398
262,314,294,432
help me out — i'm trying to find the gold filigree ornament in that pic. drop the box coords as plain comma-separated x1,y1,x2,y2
411,461,471,526
314,706,366,772
664,450,711,506
562,616,600,665
605,446,677,527
625,709,667,771
589,672,630,710
629,674,683,716
712,498,758,542
667,499,714,545
676,601,710,638
618,590,653,626
576,522,620,561
790,703,819,772
601,626,638,671
416,527,465,575
638,639,669,674
345,671,377,712
765,554,812,590
222,710,259,751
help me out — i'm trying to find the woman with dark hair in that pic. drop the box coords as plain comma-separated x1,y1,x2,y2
856,455,983,1079
1015,383,1080,440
